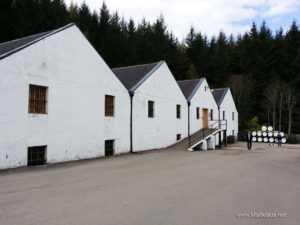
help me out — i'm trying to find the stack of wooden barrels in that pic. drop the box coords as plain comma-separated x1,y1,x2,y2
251,126,286,143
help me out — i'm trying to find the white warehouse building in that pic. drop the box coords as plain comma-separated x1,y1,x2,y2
177,78,219,135
0,23,131,169
212,88,239,139
0,24,239,170
112,61,188,151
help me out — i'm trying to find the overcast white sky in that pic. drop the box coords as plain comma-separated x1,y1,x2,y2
65,0,300,39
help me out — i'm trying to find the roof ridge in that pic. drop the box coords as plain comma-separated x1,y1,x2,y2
177,78,204,83
112,61,160,70
212,87,229,90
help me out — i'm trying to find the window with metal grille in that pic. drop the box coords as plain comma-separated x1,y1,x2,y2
28,85,47,114
148,101,154,118
177,134,181,140
210,109,213,120
105,140,114,156
196,107,200,119
176,104,181,119
232,112,234,120
28,146,46,166
105,95,115,117
223,111,225,120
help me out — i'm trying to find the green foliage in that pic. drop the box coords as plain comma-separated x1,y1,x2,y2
246,116,261,131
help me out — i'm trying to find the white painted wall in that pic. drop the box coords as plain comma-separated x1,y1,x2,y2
189,79,219,135
132,62,188,151
219,89,239,138
0,25,130,169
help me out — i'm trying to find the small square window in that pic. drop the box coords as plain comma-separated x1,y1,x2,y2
28,146,46,166
105,140,114,156
105,95,115,117
176,104,181,119
177,134,181,141
148,101,154,118
28,85,48,114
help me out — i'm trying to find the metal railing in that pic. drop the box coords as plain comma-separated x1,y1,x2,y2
188,119,228,148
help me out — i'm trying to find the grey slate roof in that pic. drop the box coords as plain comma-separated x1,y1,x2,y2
0,23,75,60
112,61,164,92
211,87,229,106
177,78,205,102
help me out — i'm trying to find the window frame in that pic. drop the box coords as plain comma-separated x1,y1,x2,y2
148,100,155,118
176,104,181,119
105,140,114,156
28,146,47,166
28,84,48,114
105,95,115,117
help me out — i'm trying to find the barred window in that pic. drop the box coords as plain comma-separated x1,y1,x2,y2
28,85,47,114
176,104,181,119
105,95,115,117
105,140,114,156
148,101,154,118
28,146,46,166
196,107,200,119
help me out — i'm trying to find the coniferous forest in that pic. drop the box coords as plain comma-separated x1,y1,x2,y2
1,0,299,136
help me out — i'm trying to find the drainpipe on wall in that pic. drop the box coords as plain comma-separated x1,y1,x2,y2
129,91,134,153
218,106,221,148
188,102,191,146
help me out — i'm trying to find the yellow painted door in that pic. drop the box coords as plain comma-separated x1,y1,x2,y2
202,109,208,128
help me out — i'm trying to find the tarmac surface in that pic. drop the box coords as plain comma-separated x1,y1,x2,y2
1,142,300,225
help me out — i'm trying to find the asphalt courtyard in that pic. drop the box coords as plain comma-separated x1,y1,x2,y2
1,142,300,225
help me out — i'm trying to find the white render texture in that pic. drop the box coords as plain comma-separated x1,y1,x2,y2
132,62,188,151
219,89,239,138
0,25,130,169
189,79,219,135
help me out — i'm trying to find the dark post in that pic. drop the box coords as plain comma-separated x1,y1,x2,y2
188,102,191,146
129,91,134,153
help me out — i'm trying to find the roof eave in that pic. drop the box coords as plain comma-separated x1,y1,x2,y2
186,78,205,103
217,87,229,106
0,23,75,60
129,60,164,93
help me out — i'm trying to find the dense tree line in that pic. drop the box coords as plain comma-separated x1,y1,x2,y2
0,0,299,134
